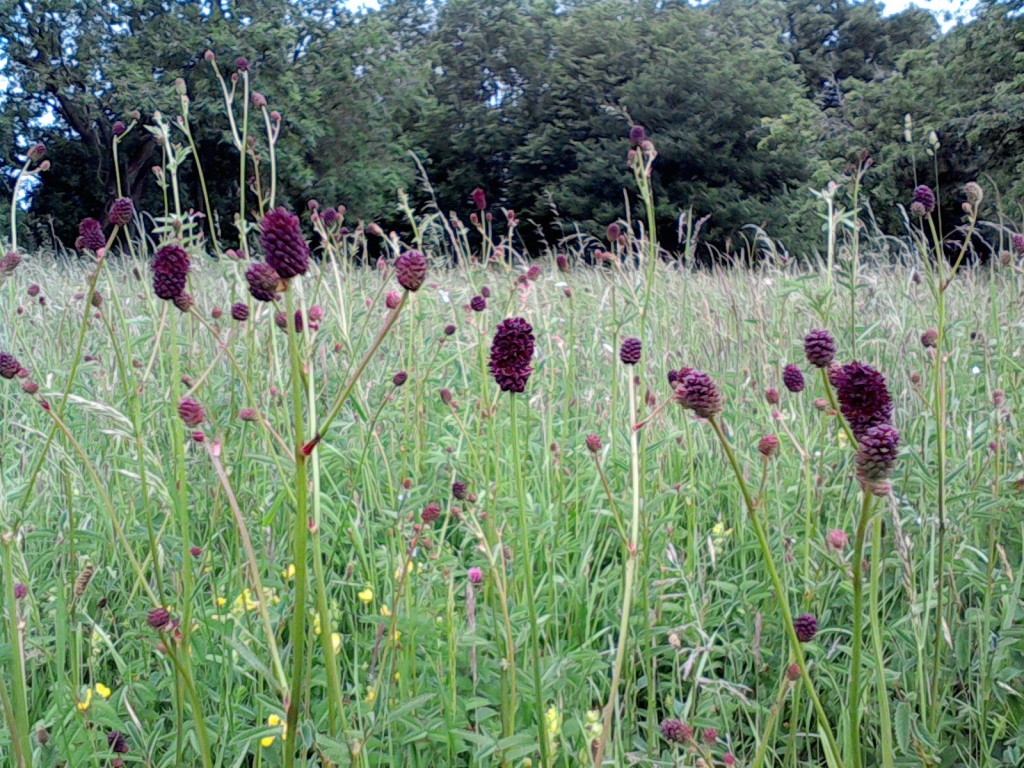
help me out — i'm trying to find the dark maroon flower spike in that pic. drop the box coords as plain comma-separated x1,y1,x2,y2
793,613,818,642
260,207,309,279
152,245,190,300
834,362,893,440
78,218,106,252
782,364,804,393
245,262,281,303
395,250,427,292
619,337,641,366
108,198,135,227
673,369,723,419
804,329,836,368
489,317,535,393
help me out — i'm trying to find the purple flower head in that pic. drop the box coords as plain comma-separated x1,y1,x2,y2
467,566,483,585
470,295,487,312
235,57,250,72
912,185,935,214
673,369,722,419
245,262,281,302
1013,234,1024,255
231,302,250,322
395,250,427,292
108,197,135,227
556,254,569,272
392,370,408,387
619,337,642,365
112,120,127,136
835,362,893,440
629,125,647,148
260,207,309,279
783,364,805,393
178,397,205,427
107,730,129,754
0,353,21,380
471,187,487,210
147,607,171,630
794,612,818,642
855,423,900,482
804,329,836,368
452,481,467,500
660,718,692,744
489,317,535,393
152,244,190,300
78,218,105,252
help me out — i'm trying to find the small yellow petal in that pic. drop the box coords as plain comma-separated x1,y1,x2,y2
365,688,377,704
216,597,227,607
94,683,111,699
331,632,342,655
76,688,93,712
283,564,296,580
357,587,373,604
267,714,282,727
260,736,276,748
380,604,391,618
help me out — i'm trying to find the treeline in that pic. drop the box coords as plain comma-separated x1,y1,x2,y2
1,0,1022,255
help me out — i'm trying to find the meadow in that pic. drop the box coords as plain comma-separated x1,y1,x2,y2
2,89,1024,768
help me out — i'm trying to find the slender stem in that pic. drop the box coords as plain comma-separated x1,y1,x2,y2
593,374,642,767
284,286,311,768
849,492,873,768
708,417,843,766
869,511,896,768
510,395,550,768
1,537,30,765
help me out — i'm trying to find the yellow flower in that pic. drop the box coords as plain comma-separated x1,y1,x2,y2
76,687,93,712
312,612,322,636
261,714,287,747
545,706,561,737
216,596,227,608
392,630,402,643
365,687,377,704
393,671,401,682
94,683,111,699
711,522,733,545
380,604,391,618
357,587,373,604
331,632,341,655
283,563,295,580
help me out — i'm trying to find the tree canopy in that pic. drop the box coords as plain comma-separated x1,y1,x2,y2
1,0,1021,254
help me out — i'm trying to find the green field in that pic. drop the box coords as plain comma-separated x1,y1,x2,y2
1,224,1023,766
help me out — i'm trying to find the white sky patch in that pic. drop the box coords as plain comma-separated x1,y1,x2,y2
883,0,977,28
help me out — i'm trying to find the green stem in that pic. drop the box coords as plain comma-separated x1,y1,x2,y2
869,512,896,768
849,492,873,768
284,286,311,768
1,537,30,765
510,395,550,768
708,417,843,766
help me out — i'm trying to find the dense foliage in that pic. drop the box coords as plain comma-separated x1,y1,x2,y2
1,0,1022,252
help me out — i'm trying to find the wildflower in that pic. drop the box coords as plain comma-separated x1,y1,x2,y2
260,207,309,279
673,369,723,419
556,254,569,272
357,586,373,604
94,683,111,699
172,292,194,313
711,522,733,545
76,687,93,712
827,529,848,551
468,567,483,585
14,582,27,600
251,91,267,108
855,423,900,483
786,663,801,681
921,328,938,348
283,564,295,580
470,295,487,312
526,265,541,281
0,352,21,379
107,730,129,754
392,370,408,387
481,285,491,298
245,262,281,303
489,317,535,393
235,56,250,72
701,727,717,745
332,632,342,654
108,198,134,227
395,250,427,292
230,302,250,322
147,608,171,630
386,290,401,309
274,310,304,333
444,324,457,336
27,142,46,161
152,244,190,300
660,718,692,744
79,218,106,252
1013,234,1024,255
758,434,780,458
834,362,893,439
965,182,983,206
471,188,487,210
365,687,377,704
804,329,836,368
765,387,780,405
782,364,804,393
628,125,647,148
440,388,454,405
793,613,818,642
112,120,126,136
421,502,441,524
912,185,935,215
723,753,737,766
178,397,205,428
260,713,287,747
380,604,391,617
1,251,21,275
619,337,642,365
